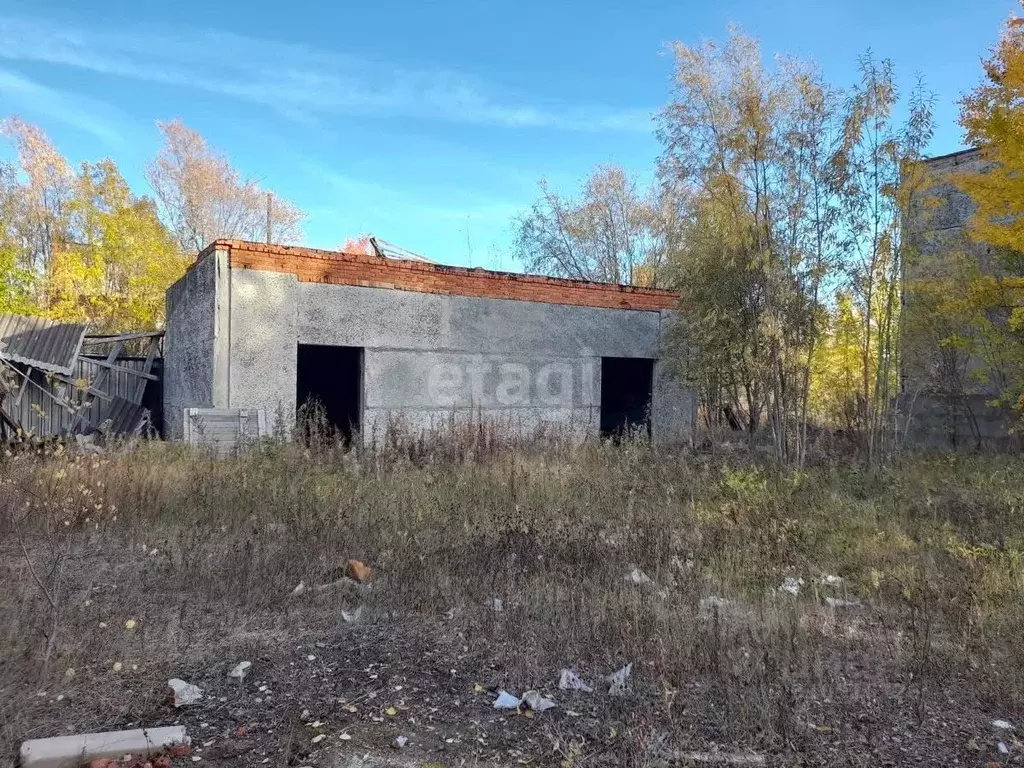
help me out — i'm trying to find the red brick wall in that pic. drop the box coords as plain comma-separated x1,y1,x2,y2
206,240,678,312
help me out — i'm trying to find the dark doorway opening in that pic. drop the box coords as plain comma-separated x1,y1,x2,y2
600,357,654,438
296,345,363,443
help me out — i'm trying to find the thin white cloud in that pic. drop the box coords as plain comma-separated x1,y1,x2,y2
0,68,123,144
307,165,522,223
0,17,652,132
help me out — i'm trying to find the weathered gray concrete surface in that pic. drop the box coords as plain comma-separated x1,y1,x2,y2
228,268,299,436
298,283,661,358
166,256,695,443
363,351,599,409
163,249,222,439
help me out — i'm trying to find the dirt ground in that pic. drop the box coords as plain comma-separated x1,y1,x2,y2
6,606,1021,768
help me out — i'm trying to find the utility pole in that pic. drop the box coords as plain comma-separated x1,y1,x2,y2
266,193,273,244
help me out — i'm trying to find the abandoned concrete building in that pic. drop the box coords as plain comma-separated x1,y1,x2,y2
905,148,1017,447
163,240,695,448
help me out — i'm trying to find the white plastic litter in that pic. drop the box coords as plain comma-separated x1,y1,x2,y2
489,597,504,613
228,661,251,679
341,607,363,623
625,566,653,586
606,663,632,696
558,669,593,692
993,719,1015,730
700,596,732,613
778,577,804,596
168,678,203,707
999,741,1011,755
290,581,306,597
522,690,557,712
820,574,844,587
493,690,521,709
394,736,408,749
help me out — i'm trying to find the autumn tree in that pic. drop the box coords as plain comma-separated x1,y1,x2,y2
831,55,934,463
0,118,186,330
0,117,76,300
946,4,1024,420
47,160,187,331
146,119,305,253
809,294,866,430
512,165,669,286
341,235,374,255
0,161,35,313
657,29,840,464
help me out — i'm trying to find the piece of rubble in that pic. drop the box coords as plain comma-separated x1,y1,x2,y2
228,661,251,680
558,669,593,692
345,559,372,583
992,719,1014,730
489,597,504,613
521,690,557,712
21,726,188,768
606,663,632,696
168,679,202,708
493,691,521,709
820,574,844,587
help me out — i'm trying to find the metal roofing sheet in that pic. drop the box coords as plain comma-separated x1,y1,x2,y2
75,395,145,436
0,313,88,375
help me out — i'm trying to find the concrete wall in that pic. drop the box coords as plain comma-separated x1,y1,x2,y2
903,149,1016,447
165,262,695,443
163,249,228,439
228,269,299,436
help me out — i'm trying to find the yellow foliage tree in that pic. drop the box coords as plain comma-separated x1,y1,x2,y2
0,119,187,331
949,5,1024,418
48,160,188,331
809,294,865,430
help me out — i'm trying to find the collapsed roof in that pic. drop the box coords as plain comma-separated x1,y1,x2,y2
0,313,88,375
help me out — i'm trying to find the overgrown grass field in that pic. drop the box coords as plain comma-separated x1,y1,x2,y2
2,436,1023,765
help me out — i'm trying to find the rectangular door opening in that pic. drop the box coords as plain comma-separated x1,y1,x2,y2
296,344,363,444
600,357,654,439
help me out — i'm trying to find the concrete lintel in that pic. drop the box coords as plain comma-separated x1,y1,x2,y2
20,726,188,768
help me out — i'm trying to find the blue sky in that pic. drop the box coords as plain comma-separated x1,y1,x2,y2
0,0,1015,269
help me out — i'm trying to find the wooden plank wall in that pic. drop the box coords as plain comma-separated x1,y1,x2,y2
183,408,268,456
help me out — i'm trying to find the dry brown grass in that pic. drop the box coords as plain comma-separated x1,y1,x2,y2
1,432,1023,765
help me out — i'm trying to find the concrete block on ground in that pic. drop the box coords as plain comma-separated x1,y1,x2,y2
21,726,188,768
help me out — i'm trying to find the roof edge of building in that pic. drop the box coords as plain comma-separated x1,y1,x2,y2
923,146,983,165
202,239,679,311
